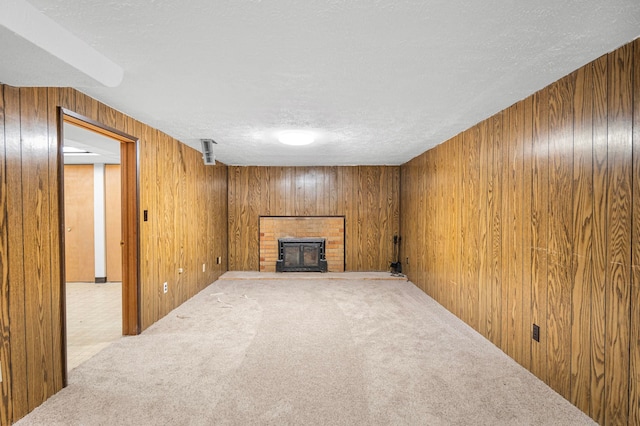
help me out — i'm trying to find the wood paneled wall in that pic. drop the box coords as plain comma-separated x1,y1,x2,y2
400,39,640,425
0,85,228,425
138,125,228,326
228,166,400,271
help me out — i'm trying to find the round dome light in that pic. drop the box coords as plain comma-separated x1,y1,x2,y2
277,130,315,146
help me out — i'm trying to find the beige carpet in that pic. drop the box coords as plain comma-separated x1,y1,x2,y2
16,273,595,425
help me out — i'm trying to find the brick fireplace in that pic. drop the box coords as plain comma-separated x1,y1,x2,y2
259,216,345,272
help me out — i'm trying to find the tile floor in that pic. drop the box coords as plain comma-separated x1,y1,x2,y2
65,281,122,372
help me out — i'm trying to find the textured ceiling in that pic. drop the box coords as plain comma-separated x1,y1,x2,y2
2,0,640,166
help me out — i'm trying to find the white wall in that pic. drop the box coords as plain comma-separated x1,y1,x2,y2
93,164,107,279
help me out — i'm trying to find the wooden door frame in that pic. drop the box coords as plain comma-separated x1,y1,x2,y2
58,108,140,383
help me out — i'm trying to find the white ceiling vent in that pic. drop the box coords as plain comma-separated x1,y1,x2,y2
200,139,216,165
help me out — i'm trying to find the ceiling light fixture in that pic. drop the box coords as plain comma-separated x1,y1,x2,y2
63,146,96,155
277,130,315,146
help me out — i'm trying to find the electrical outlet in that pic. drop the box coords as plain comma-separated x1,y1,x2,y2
202,263,206,272
178,268,184,274
163,282,168,294
217,256,221,265
532,324,540,342
406,257,409,265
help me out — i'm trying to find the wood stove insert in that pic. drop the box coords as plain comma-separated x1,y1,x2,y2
276,238,328,272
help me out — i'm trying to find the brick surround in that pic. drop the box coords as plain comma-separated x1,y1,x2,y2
259,217,345,272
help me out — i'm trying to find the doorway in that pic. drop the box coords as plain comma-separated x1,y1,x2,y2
59,109,140,383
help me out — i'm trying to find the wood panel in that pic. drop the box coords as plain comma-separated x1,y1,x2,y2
521,95,533,372
227,166,399,272
74,92,99,123
399,161,412,280
547,74,574,399
196,154,207,288
462,126,480,330
498,109,509,353
63,165,95,282
399,38,640,426
391,166,400,268
174,142,186,305
216,163,228,274
604,43,633,426
530,87,549,384
227,165,238,270
436,144,446,304
451,136,461,318
365,167,378,270
590,53,608,424
105,164,122,282
4,85,28,421
353,166,364,270
159,134,175,319
507,101,525,366
571,63,594,414
20,88,55,409
0,84,11,426
630,37,640,426
139,124,156,330
420,151,429,292
477,120,490,339
489,112,503,348
419,150,429,294
503,106,514,358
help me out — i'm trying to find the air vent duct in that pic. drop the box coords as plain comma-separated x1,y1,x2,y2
200,139,217,165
